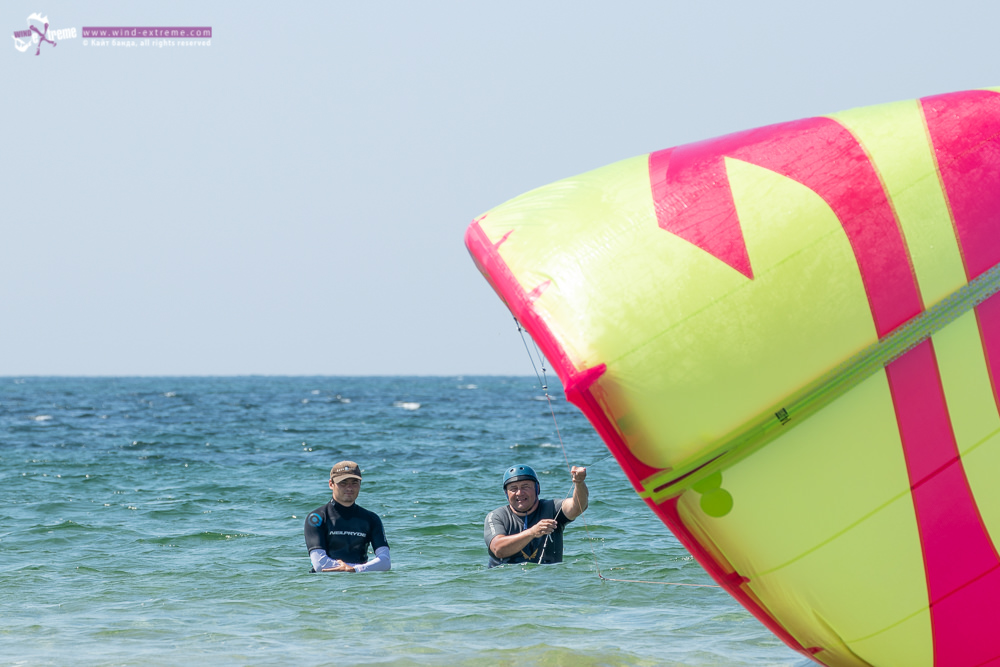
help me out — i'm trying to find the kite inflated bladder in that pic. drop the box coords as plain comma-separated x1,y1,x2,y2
466,88,1000,667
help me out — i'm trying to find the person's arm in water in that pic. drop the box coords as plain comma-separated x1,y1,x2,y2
488,518,558,559
560,466,589,520
311,546,391,573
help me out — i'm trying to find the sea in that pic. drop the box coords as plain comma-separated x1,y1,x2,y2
0,376,810,666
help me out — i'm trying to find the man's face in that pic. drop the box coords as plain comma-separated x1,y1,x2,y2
505,480,538,514
330,477,361,506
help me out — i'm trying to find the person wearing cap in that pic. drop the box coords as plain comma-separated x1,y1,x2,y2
303,461,390,573
484,463,588,567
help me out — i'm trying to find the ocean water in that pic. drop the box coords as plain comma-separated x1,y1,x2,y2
0,377,808,666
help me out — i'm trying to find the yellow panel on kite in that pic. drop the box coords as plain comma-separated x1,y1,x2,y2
465,88,1000,665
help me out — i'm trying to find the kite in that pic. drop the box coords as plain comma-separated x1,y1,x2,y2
465,88,1000,666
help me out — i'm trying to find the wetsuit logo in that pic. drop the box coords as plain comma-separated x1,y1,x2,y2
307,513,323,527
329,530,366,538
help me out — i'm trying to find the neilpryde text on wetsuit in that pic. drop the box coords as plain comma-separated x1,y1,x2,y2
304,500,388,569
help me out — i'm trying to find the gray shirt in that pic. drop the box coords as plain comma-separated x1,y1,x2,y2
484,498,573,567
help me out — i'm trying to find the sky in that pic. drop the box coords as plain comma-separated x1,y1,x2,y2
4,1,1000,376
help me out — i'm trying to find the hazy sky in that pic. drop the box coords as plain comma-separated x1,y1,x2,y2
5,1,999,375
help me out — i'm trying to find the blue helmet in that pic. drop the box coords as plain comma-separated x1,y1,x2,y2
503,464,539,495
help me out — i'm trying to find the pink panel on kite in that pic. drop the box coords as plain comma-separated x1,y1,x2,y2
649,145,754,279
649,117,922,337
921,90,1000,282
886,340,1000,665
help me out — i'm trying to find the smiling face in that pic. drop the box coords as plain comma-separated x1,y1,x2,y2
330,477,361,506
505,479,539,515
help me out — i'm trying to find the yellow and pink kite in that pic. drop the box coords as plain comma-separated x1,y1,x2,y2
466,88,1000,666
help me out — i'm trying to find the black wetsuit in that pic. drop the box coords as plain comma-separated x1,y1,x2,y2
304,501,388,570
484,498,572,567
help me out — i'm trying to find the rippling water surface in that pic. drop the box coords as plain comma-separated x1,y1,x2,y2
0,377,807,666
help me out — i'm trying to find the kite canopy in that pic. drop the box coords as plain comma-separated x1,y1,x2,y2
466,88,1000,666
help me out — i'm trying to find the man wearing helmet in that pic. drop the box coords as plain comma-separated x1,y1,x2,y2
484,463,589,567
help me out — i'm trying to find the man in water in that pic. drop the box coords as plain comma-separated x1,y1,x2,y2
484,463,588,567
304,461,390,573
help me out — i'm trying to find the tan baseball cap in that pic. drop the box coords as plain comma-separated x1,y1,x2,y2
330,461,362,483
